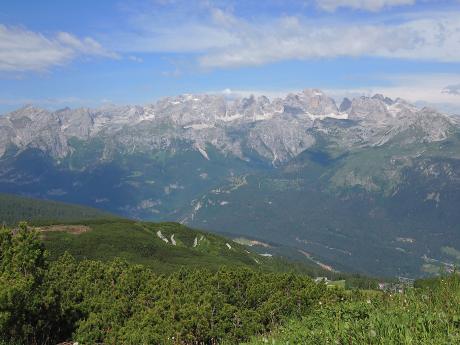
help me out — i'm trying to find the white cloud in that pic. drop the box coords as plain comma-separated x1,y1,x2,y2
198,12,460,68
161,68,182,77
442,84,460,95
112,6,460,69
0,25,118,72
128,55,143,63
315,0,416,12
325,73,460,114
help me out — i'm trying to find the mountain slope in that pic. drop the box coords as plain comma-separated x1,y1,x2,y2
39,219,335,276
182,137,460,277
1,89,459,277
0,193,117,226
0,194,333,275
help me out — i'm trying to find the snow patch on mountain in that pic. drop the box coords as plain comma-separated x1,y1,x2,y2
156,231,169,243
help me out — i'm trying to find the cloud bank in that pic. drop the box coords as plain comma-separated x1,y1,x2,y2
442,84,460,96
111,4,460,69
0,25,117,72
326,73,460,114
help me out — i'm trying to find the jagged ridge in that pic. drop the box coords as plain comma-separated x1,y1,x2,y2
1,89,456,165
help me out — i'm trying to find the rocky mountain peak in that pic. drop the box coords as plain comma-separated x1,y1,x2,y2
348,95,393,122
372,94,394,105
299,89,339,116
0,89,457,165
339,97,352,113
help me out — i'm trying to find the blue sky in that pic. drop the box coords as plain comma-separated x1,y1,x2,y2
1,0,460,114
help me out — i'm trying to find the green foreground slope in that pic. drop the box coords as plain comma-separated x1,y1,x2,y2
246,275,460,345
1,224,458,345
41,219,273,273
0,224,333,345
40,219,330,276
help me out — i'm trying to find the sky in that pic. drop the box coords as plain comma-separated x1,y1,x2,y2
1,0,460,114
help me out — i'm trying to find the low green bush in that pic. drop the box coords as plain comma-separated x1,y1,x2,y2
245,274,460,344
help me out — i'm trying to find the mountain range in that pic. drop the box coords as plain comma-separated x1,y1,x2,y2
1,89,459,277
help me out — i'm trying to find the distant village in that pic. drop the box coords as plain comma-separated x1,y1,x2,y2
378,277,415,293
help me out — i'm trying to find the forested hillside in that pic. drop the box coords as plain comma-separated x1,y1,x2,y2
39,219,329,275
0,193,117,225
0,194,340,276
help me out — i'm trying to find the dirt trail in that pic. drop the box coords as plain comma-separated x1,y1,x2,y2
36,225,91,235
